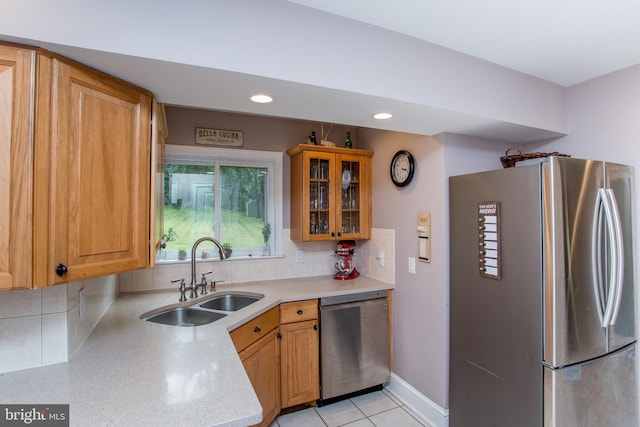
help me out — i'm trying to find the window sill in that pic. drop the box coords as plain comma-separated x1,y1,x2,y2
155,254,284,264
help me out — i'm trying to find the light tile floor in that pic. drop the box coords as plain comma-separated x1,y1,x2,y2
270,389,433,427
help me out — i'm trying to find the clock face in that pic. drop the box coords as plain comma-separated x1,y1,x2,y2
390,150,414,187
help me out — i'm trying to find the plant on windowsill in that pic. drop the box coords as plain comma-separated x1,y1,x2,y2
160,227,179,261
164,227,178,244
222,242,233,258
262,223,271,256
178,248,187,260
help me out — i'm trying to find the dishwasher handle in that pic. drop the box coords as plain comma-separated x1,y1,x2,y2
320,290,388,306
319,296,389,315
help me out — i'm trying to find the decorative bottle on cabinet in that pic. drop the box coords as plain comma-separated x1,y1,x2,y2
345,132,353,149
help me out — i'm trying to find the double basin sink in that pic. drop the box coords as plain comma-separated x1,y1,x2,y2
141,292,264,327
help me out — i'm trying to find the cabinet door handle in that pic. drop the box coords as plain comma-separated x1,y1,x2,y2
313,324,318,331
297,309,303,315
277,333,282,339
254,326,261,333
56,264,68,277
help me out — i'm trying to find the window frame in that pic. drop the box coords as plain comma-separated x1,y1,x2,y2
161,144,283,260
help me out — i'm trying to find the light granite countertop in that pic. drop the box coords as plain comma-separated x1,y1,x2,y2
0,275,394,427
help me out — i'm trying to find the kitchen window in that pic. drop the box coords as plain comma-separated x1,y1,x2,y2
159,145,283,261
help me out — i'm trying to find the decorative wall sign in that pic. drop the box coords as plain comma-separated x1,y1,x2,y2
195,127,244,147
478,201,501,279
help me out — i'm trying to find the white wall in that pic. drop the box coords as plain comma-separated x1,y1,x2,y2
531,64,640,164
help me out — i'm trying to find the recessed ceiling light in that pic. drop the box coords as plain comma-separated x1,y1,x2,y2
250,94,273,103
373,112,392,120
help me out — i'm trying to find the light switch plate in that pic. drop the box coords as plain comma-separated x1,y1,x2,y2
408,257,416,274
78,287,85,317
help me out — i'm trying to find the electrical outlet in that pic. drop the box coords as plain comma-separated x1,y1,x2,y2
296,250,304,263
408,257,416,274
376,251,384,266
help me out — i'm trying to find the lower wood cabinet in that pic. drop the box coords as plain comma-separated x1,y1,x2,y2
230,306,280,427
237,328,280,427
230,300,320,425
280,299,320,408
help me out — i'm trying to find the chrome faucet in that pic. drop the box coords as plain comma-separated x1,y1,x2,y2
190,236,227,293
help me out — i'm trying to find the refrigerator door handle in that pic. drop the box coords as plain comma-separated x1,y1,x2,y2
606,188,624,325
601,188,618,328
593,188,621,328
592,189,607,327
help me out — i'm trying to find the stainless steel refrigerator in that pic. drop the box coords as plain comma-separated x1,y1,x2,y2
449,157,637,427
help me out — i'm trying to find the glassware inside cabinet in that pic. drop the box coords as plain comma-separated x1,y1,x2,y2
341,161,360,210
341,211,360,234
309,157,331,236
310,183,318,209
340,160,361,235
350,185,359,209
318,210,330,235
320,159,329,180
350,163,359,182
310,211,318,234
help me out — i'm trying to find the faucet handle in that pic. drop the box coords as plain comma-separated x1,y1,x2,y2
210,280,224,292
199,271,212,295
172,278,187,302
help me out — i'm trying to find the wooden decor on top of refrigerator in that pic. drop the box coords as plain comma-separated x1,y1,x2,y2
478,201,501,279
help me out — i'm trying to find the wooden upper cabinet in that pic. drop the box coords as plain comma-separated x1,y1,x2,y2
35,54,152,285
150,100,168,266
0,44,35,290
287,144,373,242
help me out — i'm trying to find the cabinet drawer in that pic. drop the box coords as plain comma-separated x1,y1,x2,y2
280,299,318,324
230,306,279,353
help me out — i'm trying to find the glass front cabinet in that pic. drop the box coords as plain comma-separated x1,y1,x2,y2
287,144,373,242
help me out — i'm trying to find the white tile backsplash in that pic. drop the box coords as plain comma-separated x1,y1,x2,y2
67,275,118,357
0,274,118,374
359,228,395,284
120,228,395,292
41,312,68,365
0,315,42,373
0,288,41,319
42,283,68,314
130,267,154,292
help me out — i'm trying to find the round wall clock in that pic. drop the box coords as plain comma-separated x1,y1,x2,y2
390,150,415,187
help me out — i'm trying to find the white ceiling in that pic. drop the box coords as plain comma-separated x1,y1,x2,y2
288,0,640,86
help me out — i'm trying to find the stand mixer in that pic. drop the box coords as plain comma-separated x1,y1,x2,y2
334,240,360,280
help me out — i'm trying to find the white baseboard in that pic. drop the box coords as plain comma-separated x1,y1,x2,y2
385,373,449,427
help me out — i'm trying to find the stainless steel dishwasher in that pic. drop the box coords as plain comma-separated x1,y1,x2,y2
319,290,391,403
